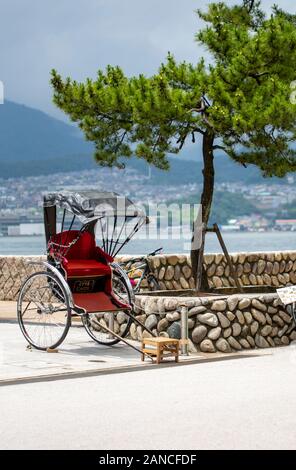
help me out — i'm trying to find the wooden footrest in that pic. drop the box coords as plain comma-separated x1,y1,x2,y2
141,337,179,364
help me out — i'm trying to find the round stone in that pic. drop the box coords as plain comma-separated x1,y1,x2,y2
279,311,292,323
273,315,284,327
200,339,216,353
243,311,253,324
174,265,181,280
180,277,189,289
247,336,255,347
239,339,251,349
257,260,266,275
188,318,195,329
217,312,230,328
251,308,266,325
250,321,259,335
238,298,251,310
188,306,207,317
167,255,179,266
117,311,127,325
164,298,178,311
164,265,175,281
158,267,165,280
145,300,157,315
207,326,221,340
216,338,232,353
182,265,192,279
226,311,236,322
211,300,227,311
213,276,223,288
216,265,224,276
236,310,245,325
205,254,215,265
255,334,269,348
145,314,158,330
278,325,289,338
167,321,181,339
252,299,267,312
207,264,216,277
243,262,251,273
228,297,239,311
223,327,232,338
232,323,241,337
228,336,242,350
197,312,218,327
215,254,224,264
241,325,249,338
261,325,272,337
192,325,207,344
129,323,137,340
166,311,180,322
272,262,280,275
157,318,169,332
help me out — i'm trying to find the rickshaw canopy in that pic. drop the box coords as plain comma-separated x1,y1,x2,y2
43,190,148,256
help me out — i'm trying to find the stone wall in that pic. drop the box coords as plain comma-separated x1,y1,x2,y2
144,251,296,290
1,251,296,300
1,253,296,353
132,293,296,353
0,256,45,301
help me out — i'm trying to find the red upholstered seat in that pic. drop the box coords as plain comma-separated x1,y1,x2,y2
64,259,111,278
49,230,113,278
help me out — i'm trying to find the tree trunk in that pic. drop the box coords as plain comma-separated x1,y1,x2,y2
191,130,215,290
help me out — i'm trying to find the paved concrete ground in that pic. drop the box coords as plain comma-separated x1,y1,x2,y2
1,302,296,449
0,302,257,384
1,344,296,449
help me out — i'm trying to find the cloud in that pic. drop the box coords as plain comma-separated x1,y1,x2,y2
0,0,295,119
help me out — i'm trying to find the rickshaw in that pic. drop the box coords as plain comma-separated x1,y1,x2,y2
17,190,153,352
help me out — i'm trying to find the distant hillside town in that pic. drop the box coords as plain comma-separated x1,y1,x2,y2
0,167,295,236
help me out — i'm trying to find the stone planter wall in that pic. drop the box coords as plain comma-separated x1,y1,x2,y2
132,293,296,353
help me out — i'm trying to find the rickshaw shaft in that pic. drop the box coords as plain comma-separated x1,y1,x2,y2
97,321,154,360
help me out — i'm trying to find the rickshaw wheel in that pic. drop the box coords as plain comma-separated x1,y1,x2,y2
17,271,71,351
82,274,133,346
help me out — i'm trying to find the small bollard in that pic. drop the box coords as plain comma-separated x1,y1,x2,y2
180,305,189,356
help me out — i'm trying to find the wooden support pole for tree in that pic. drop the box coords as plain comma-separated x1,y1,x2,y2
212,223,243,293
195,222,243,293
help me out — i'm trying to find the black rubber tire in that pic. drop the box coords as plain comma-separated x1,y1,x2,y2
82,273,133,346
17,271,71,351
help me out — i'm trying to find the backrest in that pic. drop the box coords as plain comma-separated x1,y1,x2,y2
50,230,96,260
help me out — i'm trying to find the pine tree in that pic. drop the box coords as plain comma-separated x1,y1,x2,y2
51,1,296,286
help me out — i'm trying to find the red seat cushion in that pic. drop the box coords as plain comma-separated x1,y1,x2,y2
64,259,111,278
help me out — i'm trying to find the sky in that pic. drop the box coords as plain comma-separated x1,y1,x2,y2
0,0,295,120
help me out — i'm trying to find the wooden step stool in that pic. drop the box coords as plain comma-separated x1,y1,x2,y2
141,337,179,364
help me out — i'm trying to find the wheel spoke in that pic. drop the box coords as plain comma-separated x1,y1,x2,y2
18,272,70,350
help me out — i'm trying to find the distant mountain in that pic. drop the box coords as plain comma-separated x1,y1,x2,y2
0,100,286,185
0,100,92,163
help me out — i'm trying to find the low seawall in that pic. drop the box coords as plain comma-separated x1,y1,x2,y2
1,252,296,353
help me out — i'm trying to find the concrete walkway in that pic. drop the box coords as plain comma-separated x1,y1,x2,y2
1,343,296,449
0,302,267,385
1,302,296,449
